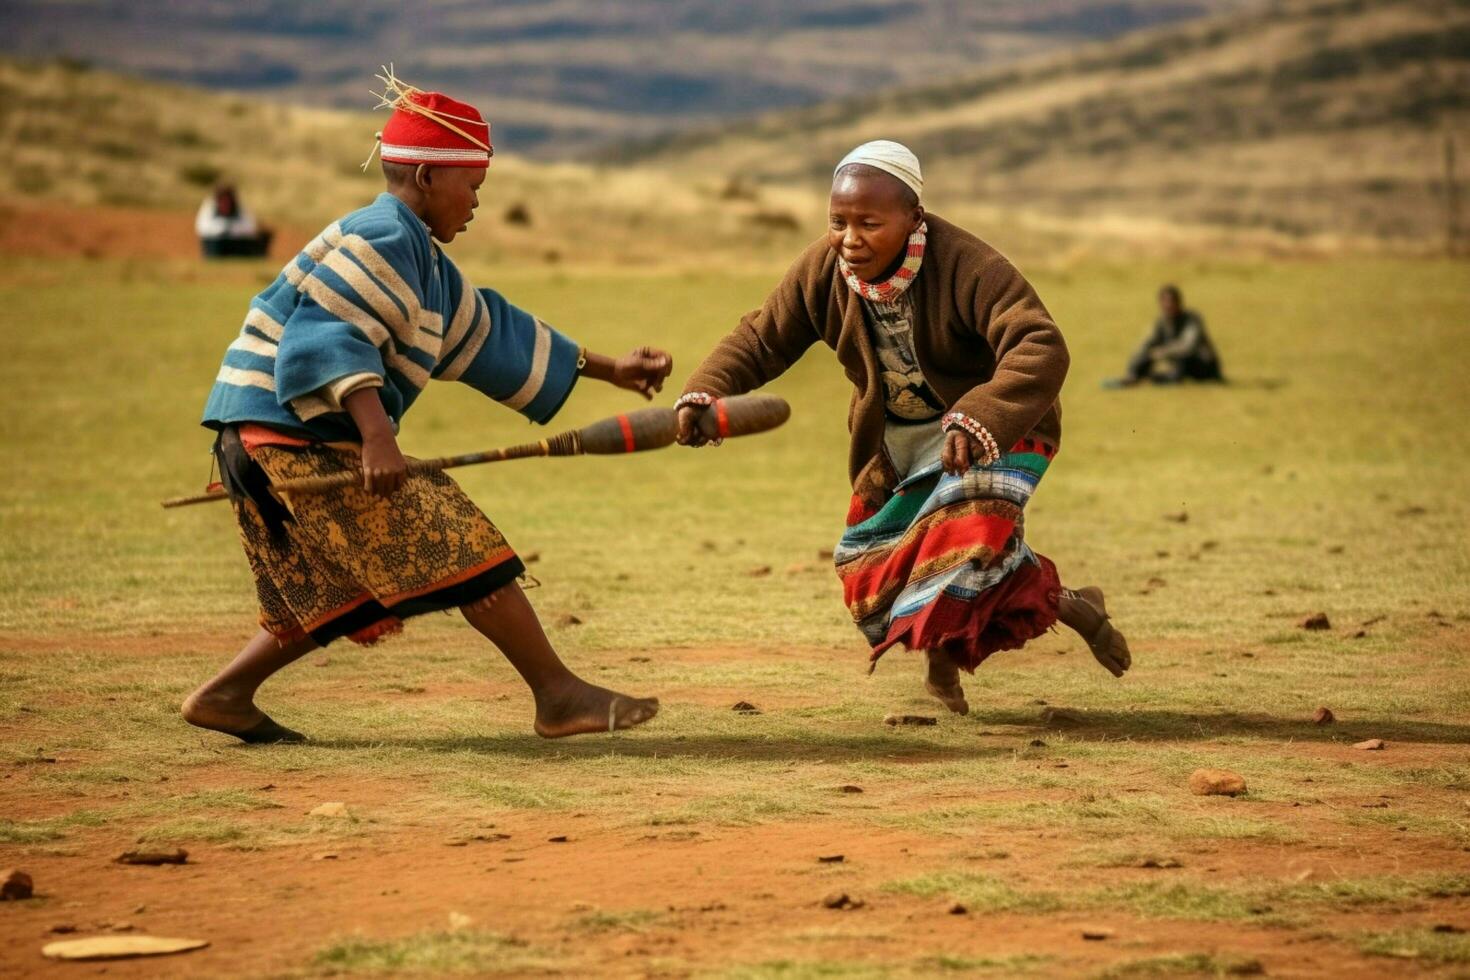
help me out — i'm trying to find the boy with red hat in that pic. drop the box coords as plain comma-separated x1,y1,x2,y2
186,75,671,743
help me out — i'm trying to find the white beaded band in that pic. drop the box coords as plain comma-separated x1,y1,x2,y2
674,391,721,446
941,412,1001,466
674,391,718,410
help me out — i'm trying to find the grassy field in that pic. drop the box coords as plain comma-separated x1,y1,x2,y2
1,250,1468,978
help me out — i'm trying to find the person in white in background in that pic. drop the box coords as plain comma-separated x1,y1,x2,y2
195,184,273,258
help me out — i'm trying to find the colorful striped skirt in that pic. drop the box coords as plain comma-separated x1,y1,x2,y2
223,426,524,648
834,424,1060,671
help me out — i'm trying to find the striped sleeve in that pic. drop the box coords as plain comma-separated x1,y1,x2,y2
434,279,581,425
213,303,287,395
274,217,436,420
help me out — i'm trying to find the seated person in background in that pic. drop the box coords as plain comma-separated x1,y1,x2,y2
196,184,274,258
1107,284,1223,387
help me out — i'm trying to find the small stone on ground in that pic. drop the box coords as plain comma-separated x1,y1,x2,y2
308,802,349,818
1189,768,1248,796
1137,857,1183,869
1,869,34,900
1353,738,1387,751
41,936,209,961
1301,612,1331,630
1313,706,1335,725
883,713,938,726
115,848,188,866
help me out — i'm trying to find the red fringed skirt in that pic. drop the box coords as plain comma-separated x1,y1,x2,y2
833,433,1060,671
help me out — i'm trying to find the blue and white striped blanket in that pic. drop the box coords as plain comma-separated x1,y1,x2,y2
202,192,580,441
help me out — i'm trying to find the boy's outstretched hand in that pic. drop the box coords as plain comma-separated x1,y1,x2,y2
612,347,674,400
581,347,674,401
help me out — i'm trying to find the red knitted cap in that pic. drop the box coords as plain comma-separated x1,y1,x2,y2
380,90,492,168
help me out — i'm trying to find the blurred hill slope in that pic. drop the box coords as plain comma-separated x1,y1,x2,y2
4,0,1464,272
0,57,840,270
624,0,1470,247
0,0,1244,156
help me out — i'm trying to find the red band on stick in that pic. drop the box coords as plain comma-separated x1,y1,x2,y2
617,414,636,452
715,400,731,440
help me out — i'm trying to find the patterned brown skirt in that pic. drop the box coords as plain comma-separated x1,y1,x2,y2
229,433,524,647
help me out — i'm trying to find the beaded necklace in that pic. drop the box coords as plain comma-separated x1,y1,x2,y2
838,222,926,304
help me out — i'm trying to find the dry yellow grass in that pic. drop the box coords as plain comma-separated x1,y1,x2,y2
0,57,824,271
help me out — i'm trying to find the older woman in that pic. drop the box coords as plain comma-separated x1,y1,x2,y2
675,141,1130,713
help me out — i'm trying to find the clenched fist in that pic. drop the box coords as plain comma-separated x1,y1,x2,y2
610,347,673,401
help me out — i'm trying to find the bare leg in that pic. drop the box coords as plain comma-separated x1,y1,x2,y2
461,583,658,738
1057,586,1132,677
924,650,970,715
182,628,316,743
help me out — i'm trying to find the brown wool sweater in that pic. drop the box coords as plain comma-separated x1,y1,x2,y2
681,213,1069,492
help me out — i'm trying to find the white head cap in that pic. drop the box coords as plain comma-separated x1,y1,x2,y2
834,140,923,203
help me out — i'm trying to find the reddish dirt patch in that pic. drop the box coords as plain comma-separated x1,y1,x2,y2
0,198,306,262
2,787,1466,978
3,633,1468,977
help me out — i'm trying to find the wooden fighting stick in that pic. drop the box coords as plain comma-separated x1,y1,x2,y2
160,393,791,508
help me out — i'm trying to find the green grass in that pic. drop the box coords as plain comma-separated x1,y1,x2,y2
718,957,1054,979
918,955,1054,974
313,930,556,974
719,964,894,980
1097,953,1265,977
0,809,108,844
1358,928,1470,964
133,816,254,846
1086,882,1277,923
873,792,1301,844
3,257,1468,650
1,256,1468,977
884,872,1063,913
571,908,665,933
882,870,1470,925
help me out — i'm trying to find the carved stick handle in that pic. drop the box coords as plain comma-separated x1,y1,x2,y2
160,437,570,508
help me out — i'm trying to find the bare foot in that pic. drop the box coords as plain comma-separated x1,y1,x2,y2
1058,586,1132,678
182,689,307,744
533,679,659,738
923,651,970,715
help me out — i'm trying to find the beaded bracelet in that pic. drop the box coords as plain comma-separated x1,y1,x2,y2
673,391,722,446
941,412,1001,466
673,391,718,410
